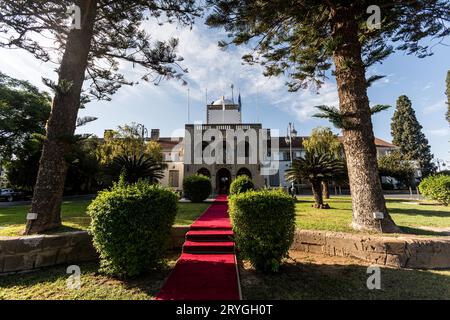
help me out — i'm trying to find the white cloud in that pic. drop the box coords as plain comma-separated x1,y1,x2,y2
423,99,446,114
0,18,339,124
139,21,339,122
426,127,450,137
422,82,433,91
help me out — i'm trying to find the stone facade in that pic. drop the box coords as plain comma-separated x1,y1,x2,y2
152,95,398,193
183,123,266,194
291,229,450,269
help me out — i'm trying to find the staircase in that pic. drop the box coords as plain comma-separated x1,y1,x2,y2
156,195,240,300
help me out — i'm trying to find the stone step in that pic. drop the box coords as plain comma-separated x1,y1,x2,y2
186,230,234,242
182,241,235,254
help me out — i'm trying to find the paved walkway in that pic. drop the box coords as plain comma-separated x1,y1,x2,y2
156,195,240,300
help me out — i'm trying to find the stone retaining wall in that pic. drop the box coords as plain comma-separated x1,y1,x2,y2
0,231,97,274
0,226,190,274
291,229,450,269
3,227,450,274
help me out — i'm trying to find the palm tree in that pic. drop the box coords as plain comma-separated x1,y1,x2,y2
286,150,344,209
108,154,166,184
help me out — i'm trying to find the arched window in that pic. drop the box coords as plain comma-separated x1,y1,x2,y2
237,167,252,179
197,168,211,178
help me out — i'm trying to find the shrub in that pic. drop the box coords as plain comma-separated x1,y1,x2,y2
87,181,178,278
419,174,450,206
183,174,211,202
229,175,254,195
228,189,295,272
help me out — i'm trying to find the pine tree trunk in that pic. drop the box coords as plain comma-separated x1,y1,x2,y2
322,181,330,199
24,0,98,235
330,6,399,233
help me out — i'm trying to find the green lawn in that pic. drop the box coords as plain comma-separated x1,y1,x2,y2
296,197,450,236
0,200,209,237
240,251,450,300
0,253,179,300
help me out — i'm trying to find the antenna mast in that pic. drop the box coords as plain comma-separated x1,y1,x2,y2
187,88,190,124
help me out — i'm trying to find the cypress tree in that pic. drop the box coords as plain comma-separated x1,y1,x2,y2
391,95,436,177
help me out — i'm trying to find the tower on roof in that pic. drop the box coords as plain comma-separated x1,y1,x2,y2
206,96,241,124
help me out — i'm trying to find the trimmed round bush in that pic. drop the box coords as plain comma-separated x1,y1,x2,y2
183,174,211,202
87,181,178,278
230,175,254,195
419,174,450,206
228,189,295,272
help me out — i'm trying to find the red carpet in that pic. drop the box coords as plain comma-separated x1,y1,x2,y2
156,195,240,300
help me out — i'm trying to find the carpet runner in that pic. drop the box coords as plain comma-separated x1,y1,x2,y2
156,195,240,300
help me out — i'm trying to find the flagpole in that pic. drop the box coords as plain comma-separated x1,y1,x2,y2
222,95,225,124
187,88,190,124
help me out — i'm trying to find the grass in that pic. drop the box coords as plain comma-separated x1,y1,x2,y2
0,200,209,237
295,197,450,236
0,252,179,300
240,251,450,300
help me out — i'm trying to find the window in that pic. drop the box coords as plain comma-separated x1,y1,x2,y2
169,170,179,188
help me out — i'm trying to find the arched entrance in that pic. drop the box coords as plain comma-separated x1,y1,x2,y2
197,167,211,178
236,167,252,179
216,168,231,195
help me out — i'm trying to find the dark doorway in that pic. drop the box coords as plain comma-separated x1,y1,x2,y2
216,168,231,195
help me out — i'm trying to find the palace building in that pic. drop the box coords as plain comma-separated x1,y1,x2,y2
150,95,397,194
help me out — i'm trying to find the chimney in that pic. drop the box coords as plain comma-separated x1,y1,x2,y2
151,129,160,140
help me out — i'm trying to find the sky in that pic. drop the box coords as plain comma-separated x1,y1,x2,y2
0,16,449,167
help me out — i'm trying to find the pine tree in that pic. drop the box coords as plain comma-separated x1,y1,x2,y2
391,95,436,177
0,1,199,234
446,71,450,124
206,0,450,233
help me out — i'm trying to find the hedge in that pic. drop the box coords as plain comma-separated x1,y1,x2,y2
183,174,212,202
419,174,450,206
87,181,178,278
229,175,254,195
228,189,295,272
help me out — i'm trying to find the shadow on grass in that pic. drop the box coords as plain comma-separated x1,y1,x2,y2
0,252,180,300
400,226,450,237
240,259,450,300
393,209,450,218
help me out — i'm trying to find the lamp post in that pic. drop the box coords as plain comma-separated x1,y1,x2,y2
286,122,297,165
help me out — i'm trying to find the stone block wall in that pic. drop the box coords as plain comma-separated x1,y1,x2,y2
0,231,97,274
291,229,450,269
0,227,190,274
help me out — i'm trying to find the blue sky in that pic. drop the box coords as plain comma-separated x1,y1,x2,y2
0,19,449,166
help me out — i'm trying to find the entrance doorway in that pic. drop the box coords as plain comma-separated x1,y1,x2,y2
216,168,231,195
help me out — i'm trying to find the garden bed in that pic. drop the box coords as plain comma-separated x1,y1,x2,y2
0,252,179,300
239,250,450,300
